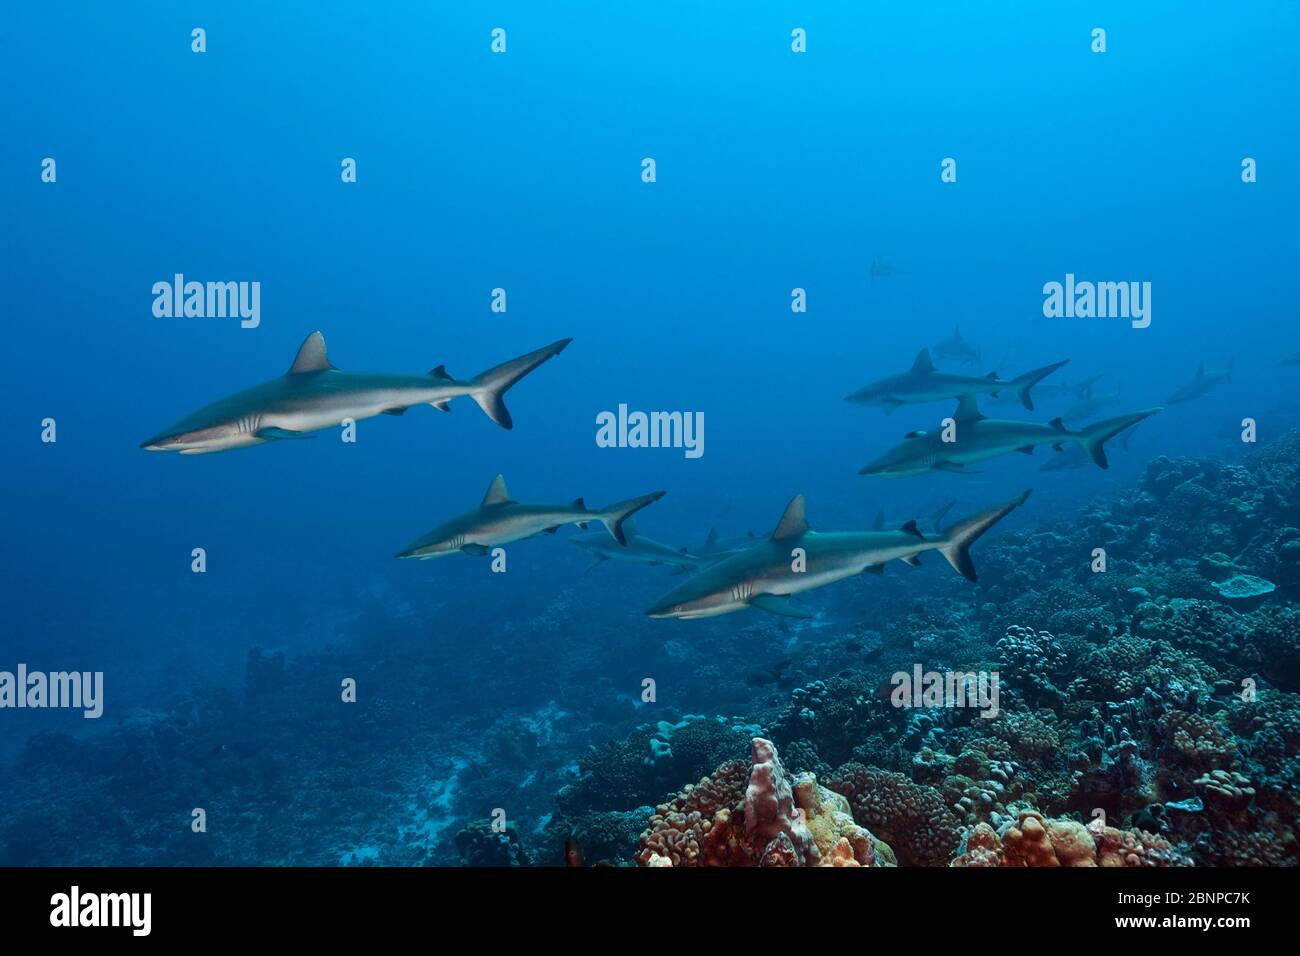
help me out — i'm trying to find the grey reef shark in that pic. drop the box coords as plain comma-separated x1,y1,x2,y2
1060,377,1121,422
987,371,1102,407
395,475,665,559
931,326,981,366
1037,422,1138,471
845,348,1068,413
1166,360,1233,404
570,519,703,574
698,527,761,557
871,499,958,532
142,332,571,453
645,490,1030,620
859,395,1161,478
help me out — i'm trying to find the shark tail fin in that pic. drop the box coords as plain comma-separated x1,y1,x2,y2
938,490,1032,582
598,491,666,546
1011,359,1070,411
1080,408,1162,469
468,338,573,429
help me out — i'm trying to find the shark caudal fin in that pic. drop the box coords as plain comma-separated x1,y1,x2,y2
1011,359,1070,411
1079,408,1162,469
598,491,666,545
938,490,1032,582
467,338,573,429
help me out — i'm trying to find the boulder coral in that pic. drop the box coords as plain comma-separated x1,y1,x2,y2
637,737,894,867
951,810,1192,867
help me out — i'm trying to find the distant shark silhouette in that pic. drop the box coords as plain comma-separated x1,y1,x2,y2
645,491,1030,619
142,332,571,453
931,326,981,366
571,519,703,574
872,499,958,532
859,395,1160,477
869,255,900,280
845,349,1067,412
395,475,664,559
1060,376,1121,422
1167,360,1233,404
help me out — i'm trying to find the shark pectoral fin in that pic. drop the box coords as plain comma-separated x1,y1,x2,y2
933,461,971,474
584,556,607,573
543,526,560,534
382,407,408,416
1016,445,1035,455
883,399,902,414
863,563,886,575
750,594,811,619
255,427,314,440
461,544,490,556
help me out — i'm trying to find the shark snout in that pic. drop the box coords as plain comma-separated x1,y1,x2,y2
140,432,180,451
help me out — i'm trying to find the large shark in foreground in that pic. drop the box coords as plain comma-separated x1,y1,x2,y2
396,475,665,559
570,519,703,573
645,490,1030,620
845,349,1067,412
142,332,572,453
1166,361,1233,404
859,395,1160,477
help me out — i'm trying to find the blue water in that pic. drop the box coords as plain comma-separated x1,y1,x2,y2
2,2,1298,864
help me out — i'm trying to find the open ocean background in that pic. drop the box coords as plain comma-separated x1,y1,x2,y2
1,2,1298,865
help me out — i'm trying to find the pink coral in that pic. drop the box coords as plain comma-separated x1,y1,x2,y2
638,738,894,868
951,810,1192,867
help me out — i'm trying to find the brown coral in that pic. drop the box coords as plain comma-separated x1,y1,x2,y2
638,739,894,867
826,764,959,867
951,810,1192,867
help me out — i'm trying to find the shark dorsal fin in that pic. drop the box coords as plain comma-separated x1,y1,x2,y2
911,349,936,374
953,394,985,423
429,365,454,381
481,474,512,506
771,495,809,541
900,519,923,538
704,527,719,548
904,429,927,439
289,332,336,374
872,509,885,530
1195,363,1205,379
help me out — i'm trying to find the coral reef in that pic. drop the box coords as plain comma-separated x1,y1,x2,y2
637,738,893,867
